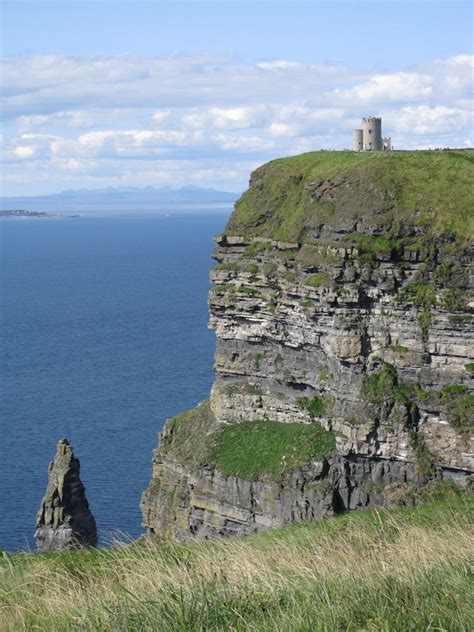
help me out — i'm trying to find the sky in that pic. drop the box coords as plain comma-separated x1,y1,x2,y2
1,0,473,196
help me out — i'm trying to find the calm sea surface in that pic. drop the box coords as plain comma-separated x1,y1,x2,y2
0,213,230,551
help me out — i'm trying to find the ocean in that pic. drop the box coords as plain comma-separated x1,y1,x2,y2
0,212,230,551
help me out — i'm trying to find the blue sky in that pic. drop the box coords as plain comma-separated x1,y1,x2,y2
1,0,473,195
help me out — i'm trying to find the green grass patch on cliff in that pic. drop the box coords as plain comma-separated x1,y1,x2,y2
296,395,326,418
1,496,472,632
305,272,331,287
158,404,336,480
226,151,474,246
361,362,432,411
206,419,335,481
396,282,437,309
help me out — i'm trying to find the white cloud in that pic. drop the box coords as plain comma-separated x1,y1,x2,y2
152,110,171,124
0,54,357,119
331,72,433,105
212,134,275,152
183,105,271,130
13,145,36,158
429,55,474,98
50,129,207,160
256,60,303,71
19,111,96,132
1,53,472,195
391,105,471,136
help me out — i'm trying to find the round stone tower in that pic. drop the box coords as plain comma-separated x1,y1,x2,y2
362,117,382,151
353,129,363,152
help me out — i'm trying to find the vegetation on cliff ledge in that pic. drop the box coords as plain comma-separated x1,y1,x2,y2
226,150,474,245
206,418,335,480
1,494,472,631
160,401,335,481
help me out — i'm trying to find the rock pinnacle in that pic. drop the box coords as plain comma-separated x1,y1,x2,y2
35,439,97,551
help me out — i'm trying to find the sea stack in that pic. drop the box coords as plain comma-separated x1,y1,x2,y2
35,439,97,551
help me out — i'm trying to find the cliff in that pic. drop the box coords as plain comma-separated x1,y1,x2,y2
35,439,97,551
141,151,474,540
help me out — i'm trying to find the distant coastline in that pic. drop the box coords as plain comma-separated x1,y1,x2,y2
0,209,81,219
0,185,239,217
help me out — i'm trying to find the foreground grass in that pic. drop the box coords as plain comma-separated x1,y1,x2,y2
1,497,473,631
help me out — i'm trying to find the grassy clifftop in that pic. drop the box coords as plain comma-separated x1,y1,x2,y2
226,151,474,245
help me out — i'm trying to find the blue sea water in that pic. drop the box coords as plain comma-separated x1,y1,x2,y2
0,213,230,552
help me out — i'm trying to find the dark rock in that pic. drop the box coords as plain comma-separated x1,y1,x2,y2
35,439,97,551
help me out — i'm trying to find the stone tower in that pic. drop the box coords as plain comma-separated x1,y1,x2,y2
35,439,97,551
362,116,382,151
353,129,363,152
353,116,390,151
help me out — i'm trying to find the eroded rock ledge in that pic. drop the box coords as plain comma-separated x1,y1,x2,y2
141,151,473,541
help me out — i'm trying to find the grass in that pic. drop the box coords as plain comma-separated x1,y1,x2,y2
437,384,469,401
319,365,329,382
409,432,436,477
389,345,409,353
361,368,473,435
360,375,473,436
396,283,437,308
296,395,326,419
446,393,474,434
352,233,394,255
159,400,219,468
243,384,263,396
215,262,239,271
306,272,331,287
226,151,474,245
362,362,404,406
206,419,335,480
295,243,341,269
357,251,376,267
157,403,335,481
244,241,271,256
244,263,259,274
237,285,260,296
442,289,471,311
1,496,472,631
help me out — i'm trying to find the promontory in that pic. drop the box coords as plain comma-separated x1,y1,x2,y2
141,150,473,540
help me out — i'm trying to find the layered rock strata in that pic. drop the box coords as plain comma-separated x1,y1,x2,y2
142,151,474,541
35,439,97,551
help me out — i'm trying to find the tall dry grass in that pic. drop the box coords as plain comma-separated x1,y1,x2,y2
1,499,473,631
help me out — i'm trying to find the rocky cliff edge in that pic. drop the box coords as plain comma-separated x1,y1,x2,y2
141,151,474,540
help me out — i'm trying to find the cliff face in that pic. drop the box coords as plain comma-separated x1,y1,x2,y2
141,151,474,541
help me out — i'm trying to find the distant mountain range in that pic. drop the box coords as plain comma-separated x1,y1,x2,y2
0,186,239,214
